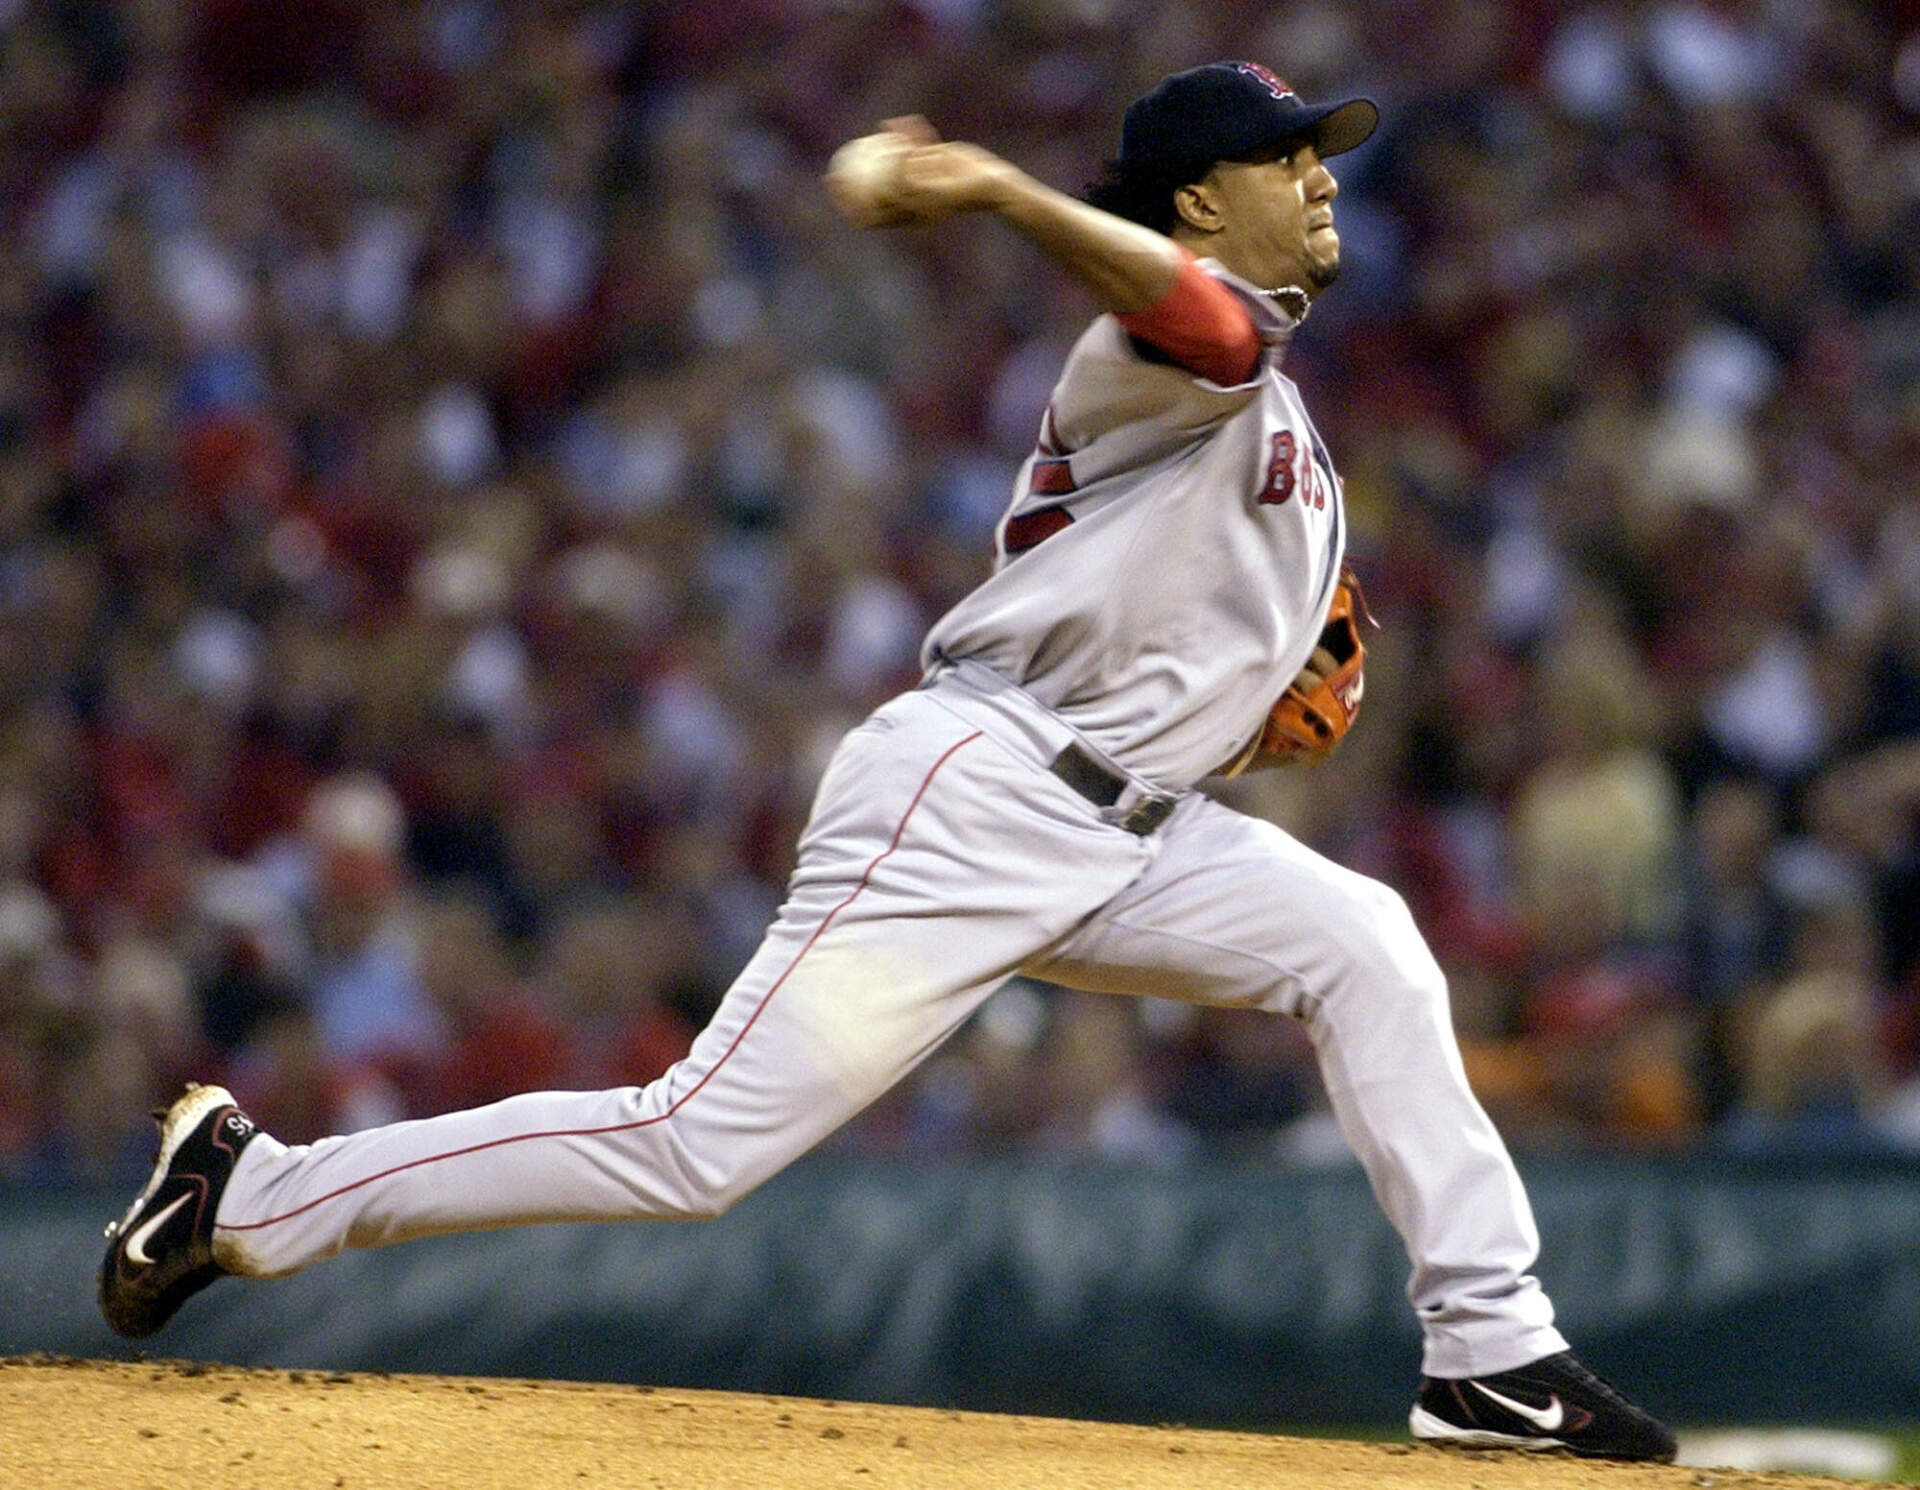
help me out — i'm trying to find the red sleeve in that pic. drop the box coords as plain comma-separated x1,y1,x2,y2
1115,250,1262,386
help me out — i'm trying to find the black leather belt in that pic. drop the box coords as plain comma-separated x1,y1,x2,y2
1049,744,1177,835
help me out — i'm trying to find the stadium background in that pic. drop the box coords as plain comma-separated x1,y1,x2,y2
1,0,1919,1470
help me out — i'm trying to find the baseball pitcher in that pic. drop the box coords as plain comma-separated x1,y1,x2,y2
101,62,1675,1462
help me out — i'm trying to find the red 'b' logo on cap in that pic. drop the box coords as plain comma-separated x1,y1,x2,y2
1234,62,1294,99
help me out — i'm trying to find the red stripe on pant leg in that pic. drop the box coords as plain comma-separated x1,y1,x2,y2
224,730,987,1233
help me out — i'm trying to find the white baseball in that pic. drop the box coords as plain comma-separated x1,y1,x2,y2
826,131,911,225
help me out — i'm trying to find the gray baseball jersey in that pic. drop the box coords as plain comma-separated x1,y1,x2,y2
924,262,1343,788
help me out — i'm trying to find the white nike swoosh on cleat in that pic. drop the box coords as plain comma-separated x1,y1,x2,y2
123,1193,191,1268
1469,1381,1566,1432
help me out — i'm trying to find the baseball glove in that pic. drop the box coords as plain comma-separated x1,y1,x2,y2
1225,564,1373,774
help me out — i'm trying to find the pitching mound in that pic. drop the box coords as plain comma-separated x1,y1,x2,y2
0,1357,1882,1490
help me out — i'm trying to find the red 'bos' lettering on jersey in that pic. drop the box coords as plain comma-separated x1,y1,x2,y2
1260,430,1297,504
1259,429,1331,509
1303,452,1327,509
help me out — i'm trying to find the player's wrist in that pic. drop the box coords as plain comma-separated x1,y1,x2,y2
976,159,1046,217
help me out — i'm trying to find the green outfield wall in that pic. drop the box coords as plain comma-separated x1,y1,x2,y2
6,1153,1915,1426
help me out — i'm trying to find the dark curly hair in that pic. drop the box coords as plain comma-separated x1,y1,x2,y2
1083,157,1214,235
1086,133,1308,233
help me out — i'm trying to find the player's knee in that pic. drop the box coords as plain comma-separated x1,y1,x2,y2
1332,881,1449,1012
646,1130,770,1220
668,1190,734,1222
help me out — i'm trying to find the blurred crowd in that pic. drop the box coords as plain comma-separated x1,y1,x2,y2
2,0,1920,1186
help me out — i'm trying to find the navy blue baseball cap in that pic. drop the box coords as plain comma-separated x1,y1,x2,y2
1119,62,1379,172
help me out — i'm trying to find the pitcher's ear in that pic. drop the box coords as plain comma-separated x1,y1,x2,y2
1172,178,1223,234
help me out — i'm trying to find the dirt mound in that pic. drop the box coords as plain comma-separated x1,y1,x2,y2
0,1357,1883,1490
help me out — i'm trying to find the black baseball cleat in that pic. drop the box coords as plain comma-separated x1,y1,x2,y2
1409,1350,1678,1462
99,1083,259,1339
